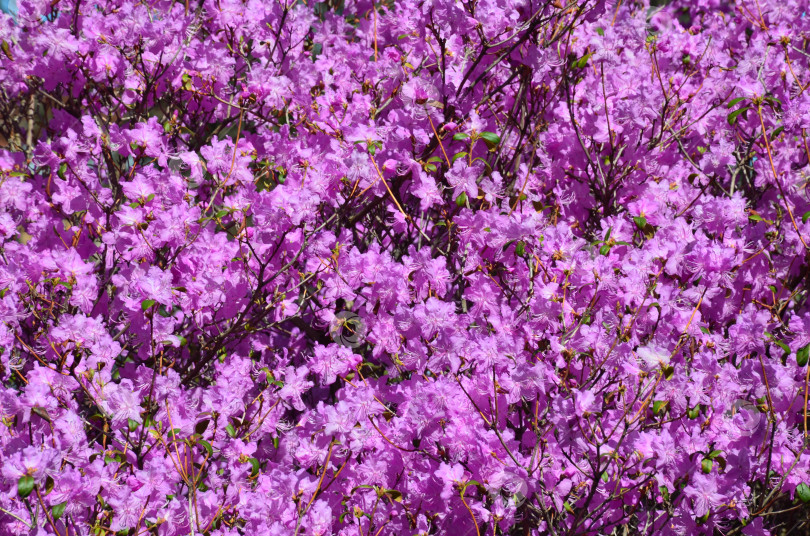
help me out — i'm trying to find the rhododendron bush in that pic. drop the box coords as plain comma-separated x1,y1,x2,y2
3,0,810,534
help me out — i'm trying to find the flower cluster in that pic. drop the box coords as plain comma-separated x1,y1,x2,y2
1,0,810,534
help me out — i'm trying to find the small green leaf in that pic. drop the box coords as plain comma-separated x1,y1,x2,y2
195,420,210,435
32,407,52,423
515,241,526,258
599,244,611,256
0,40,12,61
52,501,68,520
708,450,722,459
141,299,156,311
803,211,810,224
452,133,470,141
653,400,668,415
455,192,468,207
771,339,790,355
797,344,810,367
601,471,609,482
687,405,701,419
451,151,468,164
479,131,500,148
199,439,214,457
797,483,810,503
727,96,747,109
128,418,140,432
701,458,713,474
225,423,237,438
247,457,260,477
633,216,647,229
727,106,750,125
17,475,35,498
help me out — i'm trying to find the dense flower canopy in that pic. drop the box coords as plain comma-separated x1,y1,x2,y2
2,0,810,534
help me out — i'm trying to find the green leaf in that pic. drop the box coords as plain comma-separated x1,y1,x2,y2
701,458,713,474
195,419,210,435
599,244,611,256
0,40,12,61
727,106,750,125
797,483,810,503
771,339,790,355
601,471,609,482
797,344,810,367
225,423,237,438
452,133,470,141
803,211,810,224
52,501,68,520
247,457,260,477
687,405,701,419
653,400,668,415
44,475,54,495
726,96,747,108
633,216,647,229
128,418,140,432
199,439,214,457
451,151,468,164
17,475,35,498
708,450,722,459
32,407,52,423
479,131,500,148
384,489,403,502
455,192,468,207
141,299,156,311
515,241,526,258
